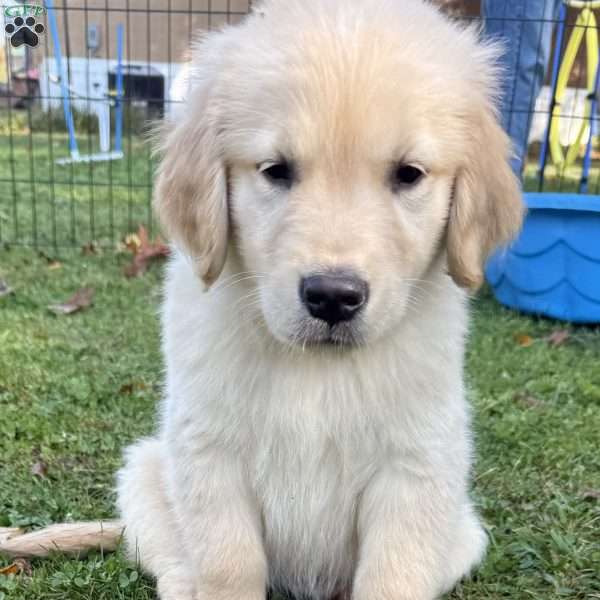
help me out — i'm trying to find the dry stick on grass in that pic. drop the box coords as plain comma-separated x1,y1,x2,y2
0,522,124,558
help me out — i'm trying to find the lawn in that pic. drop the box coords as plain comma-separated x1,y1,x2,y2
0,247,599,600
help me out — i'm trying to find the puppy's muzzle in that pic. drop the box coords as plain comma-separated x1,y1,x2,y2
300,271,369,327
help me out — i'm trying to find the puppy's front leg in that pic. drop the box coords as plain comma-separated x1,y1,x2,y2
169,447,268,600
353,466,465,600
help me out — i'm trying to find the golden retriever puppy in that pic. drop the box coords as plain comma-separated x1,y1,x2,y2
117,1,523,599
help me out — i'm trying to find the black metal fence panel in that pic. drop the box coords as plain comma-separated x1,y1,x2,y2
0,1,597,248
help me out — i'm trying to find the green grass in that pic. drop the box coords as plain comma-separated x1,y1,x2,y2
0,111,158,250
0,248,161,599
0,248,599,599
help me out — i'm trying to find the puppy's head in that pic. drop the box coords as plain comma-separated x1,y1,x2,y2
156,0,523,348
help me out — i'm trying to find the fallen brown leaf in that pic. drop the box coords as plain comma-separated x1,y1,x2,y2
48,287,95,315
124,232,141,255
119,381,148,395
514,333,534,348
546,330,570,347
15,558,32,576
0,563,19,576
31,460,48,479
0,279,12,297
513,391,544,409
37,251,59,264
124,225,170,278
81,243,98,256
0,558,32,577
119,382,134,395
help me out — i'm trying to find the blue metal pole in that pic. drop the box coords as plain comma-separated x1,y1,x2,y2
114,23,124,154
580,55,600,193
538,2,567,190
45,0,79,156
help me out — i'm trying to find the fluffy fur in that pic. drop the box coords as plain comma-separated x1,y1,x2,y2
117,1,523,599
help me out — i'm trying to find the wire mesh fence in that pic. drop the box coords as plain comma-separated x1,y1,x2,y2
0,0,598,249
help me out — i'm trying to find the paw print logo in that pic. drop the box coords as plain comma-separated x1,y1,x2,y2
5,15,45,48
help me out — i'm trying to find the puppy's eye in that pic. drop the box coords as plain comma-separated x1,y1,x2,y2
258,160,295,189
392,164,425,189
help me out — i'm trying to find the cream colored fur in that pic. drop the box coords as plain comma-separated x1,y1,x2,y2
117,1,523,599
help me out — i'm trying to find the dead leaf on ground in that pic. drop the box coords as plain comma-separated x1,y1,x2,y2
546,330,570,348
124,231,141,254
37,251,59,265
124,225,170,278
48,287,95,315
0,279,12,297
582,489,600,500
31,460,48,479
119,382,135,395
15,558,32,576
513,391,544,409
514,333,534,348
119,381,148,395
81,243,98,256
48,260,62,270
0,558,32,577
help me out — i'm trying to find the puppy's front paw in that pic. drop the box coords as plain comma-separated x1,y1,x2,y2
157,574,196,600
353,577,436,600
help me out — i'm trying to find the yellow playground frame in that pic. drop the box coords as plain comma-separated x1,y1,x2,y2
548,0,600,170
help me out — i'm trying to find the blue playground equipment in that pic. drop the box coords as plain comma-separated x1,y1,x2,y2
46,0,124,164
486,194,600,323
486,1,600,324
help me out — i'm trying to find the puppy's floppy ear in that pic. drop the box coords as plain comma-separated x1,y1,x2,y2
154,38,228,288
447,79,524,290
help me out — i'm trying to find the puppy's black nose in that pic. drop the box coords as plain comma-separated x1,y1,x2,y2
300,273,369,326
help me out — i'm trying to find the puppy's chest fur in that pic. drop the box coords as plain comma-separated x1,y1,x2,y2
196,359,452,599
250,390,379,598
171,345,416,597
